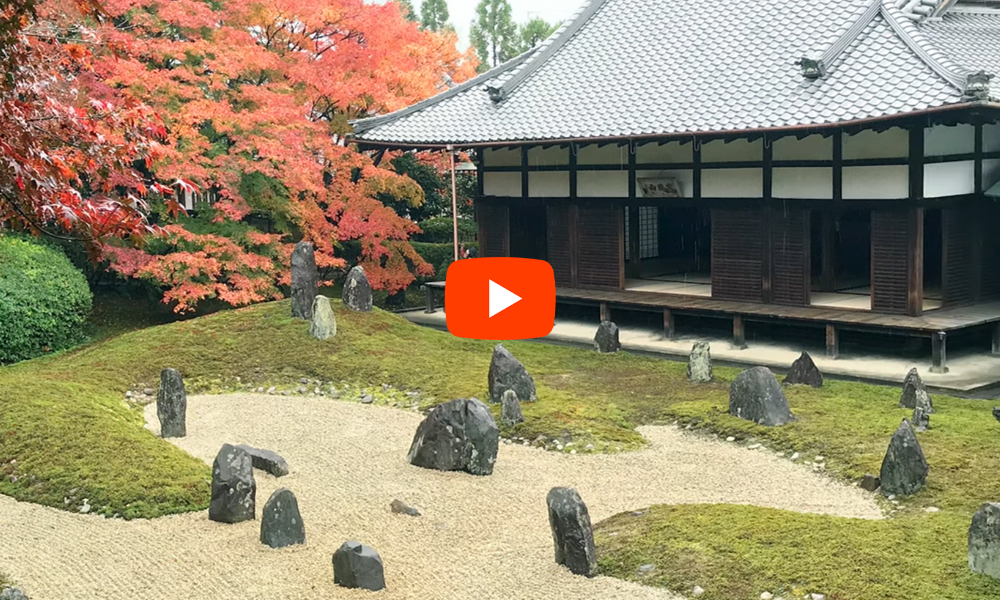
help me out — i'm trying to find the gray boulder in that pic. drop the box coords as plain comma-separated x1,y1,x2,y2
156,368,187,438
970,502,1000,579
500,389,524,427
594,321,621,353
879,419,928,497
687,342,713,383
291,241,318,320
260,488,305,548
342,266,373,312
488,344,537,404
310,295,337,341
860,474,881,492
209,443,256,524
784,352,823,388
236,444,289,477
0,588,29,600
546,487,597,577
407,398,499,476
900,368,934,413
728,367,794,426
333,541,385,591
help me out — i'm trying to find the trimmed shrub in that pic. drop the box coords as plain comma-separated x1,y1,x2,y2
411,242,478,281
414,217,477,244
0,235,92,363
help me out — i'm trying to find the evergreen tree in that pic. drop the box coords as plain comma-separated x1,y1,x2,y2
396,0,419,22
470,0,518,70
519,17,559,52
420,0,450,31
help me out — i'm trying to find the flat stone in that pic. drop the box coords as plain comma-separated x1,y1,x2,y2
310,295,337,340
860,474,881,492
729,367,793,426
546,487,597,577
783,352,823,388
260,488,305,548
594,321,621,353
390,499,421,517
333,541,385,591
687,341,713,383
360,394,375,404
692,586,705,597
209,443,256,524
407,398,499,476
879,419,928,497
342,266,373,312
488,344,537,404
500,389,524,427
899,368,934,413
638,564,655,573
291,241,318,319
156,368,187,438
235,444,289,477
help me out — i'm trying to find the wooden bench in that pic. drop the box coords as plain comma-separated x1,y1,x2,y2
422,281,446,313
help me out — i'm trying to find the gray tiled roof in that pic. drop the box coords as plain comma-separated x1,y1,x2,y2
923,11,1000,75
353,0,997,146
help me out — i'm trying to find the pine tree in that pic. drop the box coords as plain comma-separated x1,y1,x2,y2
519,17,559,53
470,0,518,70
420,0,449,31
396,0,419,23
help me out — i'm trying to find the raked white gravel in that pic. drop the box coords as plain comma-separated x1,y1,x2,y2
0,394,882,600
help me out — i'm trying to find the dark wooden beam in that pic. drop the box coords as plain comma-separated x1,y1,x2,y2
693,139,702,200
992,322,1000,357
976,123,985,193
732,315,747,349
826,323,839,359
569,204,580,287
627,205,641,279
628,142,637,200
569,144,578,198
663,308,675,340
931,331,948,374
832,131,843,203
821,210,837,292
762,140,774,304
521,146,529,198
907,207,925,317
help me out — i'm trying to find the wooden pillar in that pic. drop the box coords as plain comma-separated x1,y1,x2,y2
600,302,610,323
826,324,839,360
627,204,641,279
821,210,837,292
931,331,948,374
732,315,747,350
992,322,1000,357
907,207,925,317
663,309,675,341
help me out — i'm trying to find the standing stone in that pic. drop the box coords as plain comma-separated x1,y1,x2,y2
236,444,290,477
333,541,386,591
310,295,337,341
291,241,318,320
0,588,29,600
860,474,881,492
969,502,1000,579
260,488,305,548
687,342,713,383
879,419,928,497
209,443,256,524
407,398,499,476
156,368,187,438
899,368,934,413
594,321,621,353
488,344,537,404
993,407,1000,424
342,266,373,312
784,352,823,388
728,367,794,426
500,389,524,427
546,487,597,577
913,403,930,432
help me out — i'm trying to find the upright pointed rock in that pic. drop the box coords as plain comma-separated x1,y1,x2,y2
784,352,823,388
687,342,713,383
970,502,1000,580
899,368,934,413
333,541,386,591
310,295,337,340
260,488,305,548
156,368,187,438
407,398,499,476
488,344,537,404
879,419,928,497
546,487,597,577
594,321,621,353
209,443,257,523
729,367,793,426
291,241,318,319
342,266,372,312
500,389,524,427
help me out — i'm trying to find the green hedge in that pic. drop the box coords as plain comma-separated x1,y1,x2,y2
414,217,477,244
0,235,92,363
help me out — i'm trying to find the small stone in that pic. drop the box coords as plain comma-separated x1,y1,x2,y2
692,586,705,597
390,499,421,517
638,564,655,574
291,241,319,319
556,444,564,451
748,444,761,450
879,419,928,497
546,487,597,577
342,266,373,312
296,386,306,394
810,594,826,600
235,444,289,477
500,389,524,427
124,390,134,398
783,352,823,387
267,387,276,394
570,449,577,455
209,444,256,524
726,436,736,442
687,341,713,383
156,368,187,438
790,452,800,461
310,295,337,341
761,593,774,600
729,367,794,426
281,390,290,396
585,444,594,450
260,488,305,549
79,499,91,514
299,377,310,384
143,388,155,396
488,344,538,403
361,394,375,404
256,387,265,393
594,321,621,353
815,456,825,461
888,494,897,500
925,506,940,513
899,368,934,413
333,541,385,591
0,588,29,600
631,511,644,517
860,474,881,492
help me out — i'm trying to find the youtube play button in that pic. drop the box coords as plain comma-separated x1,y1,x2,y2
446,258,556,340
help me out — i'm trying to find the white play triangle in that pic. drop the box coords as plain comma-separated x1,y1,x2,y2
488,279,522,318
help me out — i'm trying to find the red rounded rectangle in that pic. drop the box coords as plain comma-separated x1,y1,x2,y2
445,258,556,340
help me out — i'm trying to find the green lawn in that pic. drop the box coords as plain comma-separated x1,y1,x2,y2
2,300,1000,597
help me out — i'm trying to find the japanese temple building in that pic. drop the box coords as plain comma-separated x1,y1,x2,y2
353,0,1000,371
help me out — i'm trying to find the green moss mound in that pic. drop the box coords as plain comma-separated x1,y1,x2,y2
0,236,92,364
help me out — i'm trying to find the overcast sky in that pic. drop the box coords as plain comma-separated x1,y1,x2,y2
446,0,583,47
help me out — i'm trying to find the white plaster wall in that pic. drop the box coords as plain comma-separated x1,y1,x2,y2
529,172,570,197
925,124,975,157
773,135,832,161
483,172,522,197
483,148,521,167
985,124,1000,153
528,146,570,167
843,127,908,159
983,159,1000,191
924,161,975,197
636,169,694,198
579,171,629,197
843,166,908,199
701,138,762,162
701,168,763,198
577,144,629,167
772,167,833,199
636,142,692,164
